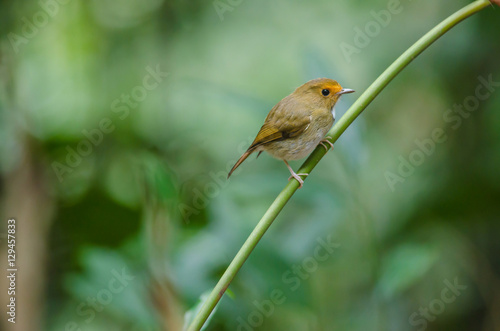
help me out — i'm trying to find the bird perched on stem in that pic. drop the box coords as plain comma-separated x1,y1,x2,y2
228,78,354,188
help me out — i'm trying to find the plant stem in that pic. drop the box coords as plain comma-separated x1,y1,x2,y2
186,1,492,330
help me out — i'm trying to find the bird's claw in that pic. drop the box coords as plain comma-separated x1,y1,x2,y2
288,173,308,188
319,139,335,152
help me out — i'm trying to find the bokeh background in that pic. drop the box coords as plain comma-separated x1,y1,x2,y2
1,0,499,330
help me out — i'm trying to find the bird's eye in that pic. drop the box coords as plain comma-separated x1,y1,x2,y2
321,89,330,96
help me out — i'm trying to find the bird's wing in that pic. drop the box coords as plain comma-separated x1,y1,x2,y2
248,100,311,150
227,98,311,179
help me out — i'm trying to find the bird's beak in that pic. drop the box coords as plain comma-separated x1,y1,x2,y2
336,88,355,95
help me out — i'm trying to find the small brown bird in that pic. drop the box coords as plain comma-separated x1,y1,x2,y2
227,78,354,188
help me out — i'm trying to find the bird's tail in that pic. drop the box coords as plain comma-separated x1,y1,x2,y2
227,149,254,179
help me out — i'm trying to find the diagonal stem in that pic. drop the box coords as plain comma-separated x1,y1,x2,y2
186,1,492,330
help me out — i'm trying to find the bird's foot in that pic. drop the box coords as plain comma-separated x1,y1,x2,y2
288,172,308,189
319,139,335,152
284,160,308,188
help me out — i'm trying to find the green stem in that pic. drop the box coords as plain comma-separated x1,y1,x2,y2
187,1,492,330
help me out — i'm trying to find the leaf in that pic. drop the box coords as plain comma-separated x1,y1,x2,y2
376,242,439,298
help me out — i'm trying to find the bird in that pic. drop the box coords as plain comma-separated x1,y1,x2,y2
227,78,354,188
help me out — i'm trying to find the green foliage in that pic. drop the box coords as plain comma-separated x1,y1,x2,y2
0,0,499,330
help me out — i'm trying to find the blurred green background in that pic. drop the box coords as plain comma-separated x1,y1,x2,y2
1,0,499,330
